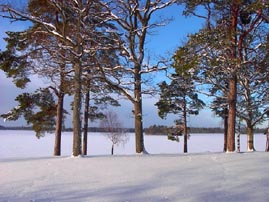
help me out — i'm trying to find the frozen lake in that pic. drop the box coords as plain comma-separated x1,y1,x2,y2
0,130,267,158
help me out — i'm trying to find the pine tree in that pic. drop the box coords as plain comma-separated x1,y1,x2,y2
178,0,268,152
156,64,205,153
1,0,120,156
1,88,57,138
0,2,72,156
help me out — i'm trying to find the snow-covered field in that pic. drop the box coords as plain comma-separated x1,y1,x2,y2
0,130,267,158
0,130,268,202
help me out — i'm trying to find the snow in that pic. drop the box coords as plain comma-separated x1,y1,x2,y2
0,131,267,158
0,130,269,202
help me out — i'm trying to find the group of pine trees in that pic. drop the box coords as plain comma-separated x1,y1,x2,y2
0,1,268,156
174,0,269,152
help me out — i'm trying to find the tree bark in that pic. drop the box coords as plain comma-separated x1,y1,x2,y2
265,133,269,152
183,97,188,153
244,77,255,152
223,108,228,152
82,89,90,156
236,120,240,152
73,61,82,157
246,123,255,151
226,2,239,153
134,66,144,153
134,100,144,153
54,92,64,156
237,131,240,152
72,0,83,157
227,76,237,152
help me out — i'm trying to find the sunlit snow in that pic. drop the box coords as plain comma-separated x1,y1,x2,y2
0,130,268,202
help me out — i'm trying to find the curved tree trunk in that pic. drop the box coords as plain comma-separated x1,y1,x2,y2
54,93,64,156
53,66,65,156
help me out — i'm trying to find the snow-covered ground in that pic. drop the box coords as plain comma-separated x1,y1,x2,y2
0,130,268,202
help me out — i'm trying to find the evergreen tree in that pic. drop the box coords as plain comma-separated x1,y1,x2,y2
1,0,119,156
156,63,205,153
236,27,269,151
177,0,268,152
0,3,72,156
0,31,30,88
1,88,57,138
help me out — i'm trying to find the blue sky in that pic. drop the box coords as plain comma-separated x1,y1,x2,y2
0,3,223,128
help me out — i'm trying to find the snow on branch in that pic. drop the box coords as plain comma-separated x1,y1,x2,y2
147,0,177,17
140,60,168,74
1,5,75,46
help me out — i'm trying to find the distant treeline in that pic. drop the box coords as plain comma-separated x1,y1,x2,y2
143,125,225,135
0,125,135,133
63,127,135,133
144,125,267,135
0,125,266,134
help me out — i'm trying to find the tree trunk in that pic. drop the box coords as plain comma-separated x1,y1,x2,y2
226,3,239,153
54,93,64,156
53,66,65,156
244,77,255,152
111,144,114,155
134,66,144,154
227,76,237,152
237,130,241,152
223,108,228,152
72,61,82,156
134,100,144,153
266,134,269,152
183,98,188,153
82,89,90,156
72,0,83,157
246,123,255,151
